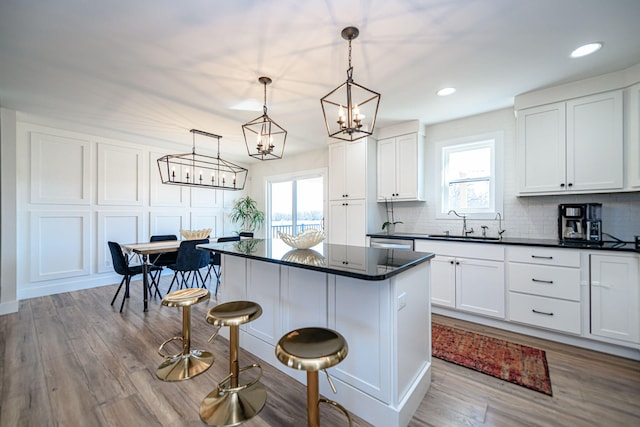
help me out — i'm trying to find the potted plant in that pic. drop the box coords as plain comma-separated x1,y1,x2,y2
382,198,403,235
229,195,265,235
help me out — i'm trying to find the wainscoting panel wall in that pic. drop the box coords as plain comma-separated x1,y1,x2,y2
30,132,91,205
97,211,144,273
97,142,143,206
149,151,187,207
16,119,248,300
149,211,189,237
29,211,91,282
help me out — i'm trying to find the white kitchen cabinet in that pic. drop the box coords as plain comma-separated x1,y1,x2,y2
328,139,366,200
415,240,505,318
590,253,640,345
328,199,367,247
627,83,640,188
517,90,623,195
507,246,582,335
377,132,425,202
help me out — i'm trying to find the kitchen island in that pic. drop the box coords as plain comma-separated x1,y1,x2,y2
198,239,434,427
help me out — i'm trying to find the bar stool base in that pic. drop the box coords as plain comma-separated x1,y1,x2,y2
199,382,267,427
156,350,214,381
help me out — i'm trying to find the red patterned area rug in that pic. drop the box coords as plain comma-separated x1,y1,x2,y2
432,322,553,396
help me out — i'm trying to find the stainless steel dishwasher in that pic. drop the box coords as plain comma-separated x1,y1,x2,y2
369,237,415,250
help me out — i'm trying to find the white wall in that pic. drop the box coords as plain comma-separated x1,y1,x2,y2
12,112,248,301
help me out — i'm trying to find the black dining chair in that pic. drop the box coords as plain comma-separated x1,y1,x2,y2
149,234,178,295
167,238,210,293
108,241,161,312
204,235,241,296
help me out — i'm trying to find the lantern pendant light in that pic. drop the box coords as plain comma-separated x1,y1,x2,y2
321,26,380,142
242,76,287,160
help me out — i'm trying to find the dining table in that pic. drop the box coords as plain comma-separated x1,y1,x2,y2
121,240,182,311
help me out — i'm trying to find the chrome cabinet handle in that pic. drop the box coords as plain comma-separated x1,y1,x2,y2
532,309,553,316
532,278,554,284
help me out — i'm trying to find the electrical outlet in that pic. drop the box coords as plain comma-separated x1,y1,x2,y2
398,292,407,310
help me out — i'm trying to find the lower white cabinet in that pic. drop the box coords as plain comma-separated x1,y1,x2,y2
590,253,640,345
416,241,505,318
507,246,582,335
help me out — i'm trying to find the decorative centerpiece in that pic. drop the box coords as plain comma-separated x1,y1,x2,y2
281,249,326,267
180,228,211,240
278,229,325,249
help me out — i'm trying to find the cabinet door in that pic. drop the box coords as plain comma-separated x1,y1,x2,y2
517,103,566,193
430,256,456,307
567,91,623,191
627,83,640,188
345,139,366,199
328,143,347,200
456,258,505,318
345,199,367,247
591,254,640,344
377,137,396,200
395,133,419,200
328,200,347,245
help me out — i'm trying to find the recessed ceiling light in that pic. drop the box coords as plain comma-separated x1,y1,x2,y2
570,42,603,58
437,87,456,96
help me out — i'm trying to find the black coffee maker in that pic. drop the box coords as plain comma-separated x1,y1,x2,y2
558,203,602,243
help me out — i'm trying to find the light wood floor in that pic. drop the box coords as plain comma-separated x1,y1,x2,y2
1,276,639,427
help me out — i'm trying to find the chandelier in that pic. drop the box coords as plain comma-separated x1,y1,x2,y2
157,129,248,190
321,26,380,142
242,76,287,160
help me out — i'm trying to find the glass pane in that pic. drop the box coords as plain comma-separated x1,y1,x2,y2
271,181,292,237
295,177,323,234
446,146,490,181
447,180,490,210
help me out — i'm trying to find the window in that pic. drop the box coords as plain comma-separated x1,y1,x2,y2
266,170,325,238
435,132,503,219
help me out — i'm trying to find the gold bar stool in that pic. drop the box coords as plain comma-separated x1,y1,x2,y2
156,288,214,381
275,327,352,427
200,301,267,426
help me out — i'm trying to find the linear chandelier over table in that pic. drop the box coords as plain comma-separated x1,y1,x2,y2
157,129,248,191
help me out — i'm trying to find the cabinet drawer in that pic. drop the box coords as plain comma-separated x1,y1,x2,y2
509,292,581,334
507,246,580,267
508,263,580,301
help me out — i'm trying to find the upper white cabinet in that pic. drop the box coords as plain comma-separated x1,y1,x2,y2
328,140,366,200
376,121,425,202
517,90,623,195
628,83,640,188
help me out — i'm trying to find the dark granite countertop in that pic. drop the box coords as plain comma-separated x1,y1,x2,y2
368,233,639,253
198,239,434,281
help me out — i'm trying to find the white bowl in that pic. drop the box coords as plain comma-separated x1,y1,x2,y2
278,230,325,249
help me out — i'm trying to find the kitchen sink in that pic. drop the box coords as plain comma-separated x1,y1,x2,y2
427,234,502,241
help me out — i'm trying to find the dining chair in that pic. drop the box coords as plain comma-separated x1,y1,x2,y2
149,234,178,295
204,235,241,296
108,241,162,312
167,238,210,293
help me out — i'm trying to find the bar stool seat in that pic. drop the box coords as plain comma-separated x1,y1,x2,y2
200,301,267,427
276,327,351,427
156,288,213,381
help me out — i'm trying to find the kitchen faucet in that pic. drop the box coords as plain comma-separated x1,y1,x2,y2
448,210,473,236
495,212,506,239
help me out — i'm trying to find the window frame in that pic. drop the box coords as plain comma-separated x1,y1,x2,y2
434,131,504,220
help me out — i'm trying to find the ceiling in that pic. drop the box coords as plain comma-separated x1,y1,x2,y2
1,0,640,162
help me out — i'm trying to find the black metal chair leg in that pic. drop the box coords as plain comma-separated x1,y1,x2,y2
111,276,126,306
120,276,131,312
167,273,178,294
